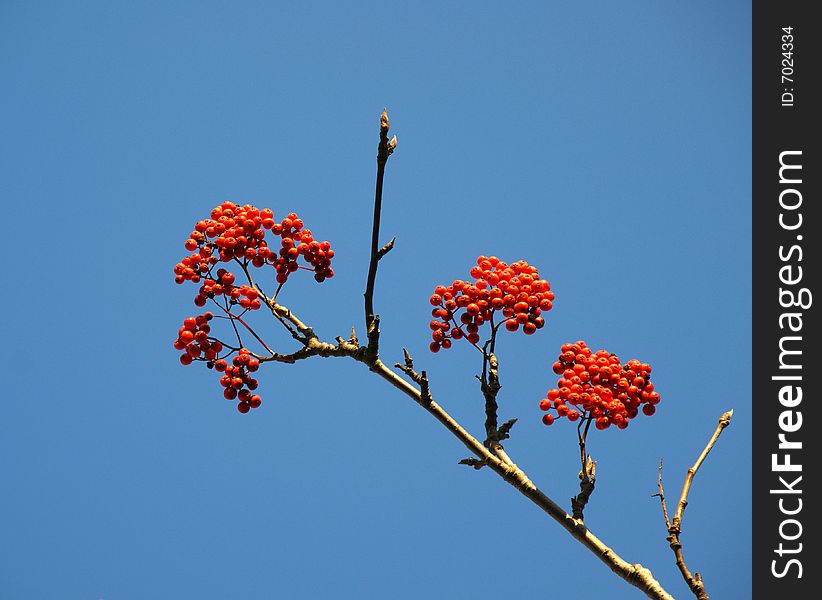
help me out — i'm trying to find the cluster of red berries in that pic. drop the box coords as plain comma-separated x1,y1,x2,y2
270,214,335,284
173,201,334,289
173,202,338,414
174,312,224,365
428,256,553,352
174,317,262,413
213,348,262,413
539,341,660,430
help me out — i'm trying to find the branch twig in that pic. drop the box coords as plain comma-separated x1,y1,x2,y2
655,410,733,600
363,109,397,361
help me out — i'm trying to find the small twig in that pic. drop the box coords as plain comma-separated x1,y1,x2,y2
394,350,430,405
578,414,593,472
458,457,489,470
210,297,274,355
672,410,734,531
255,347,318,364
363,109,397,362
402,347,414,370
395,348,422,383
498,418,518,441
658,409,734,600
654,459,672,530
420,370,432,406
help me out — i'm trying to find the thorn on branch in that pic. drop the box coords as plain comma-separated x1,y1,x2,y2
459,457,489,470
395,363,421,384
349,326,359,345
655,459,672,529
498,418,518,441
420,370,432,406
377,237,396,260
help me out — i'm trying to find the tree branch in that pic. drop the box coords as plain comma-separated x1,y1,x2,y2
655,410,733,600
363,109,397,361
250,296,674,598
357,356,673,600
242,111,677,599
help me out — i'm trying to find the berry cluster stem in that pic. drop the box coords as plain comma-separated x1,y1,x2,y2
212,298,274,355
480,341,506,457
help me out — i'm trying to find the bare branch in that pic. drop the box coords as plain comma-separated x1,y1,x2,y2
248,300,672,597
355,357,672,599
658,410,734,600
654,459,672,530
364,109,397,361
672,410,734,531
419,370,431,406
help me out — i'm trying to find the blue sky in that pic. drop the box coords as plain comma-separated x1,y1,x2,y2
1,2,751,599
